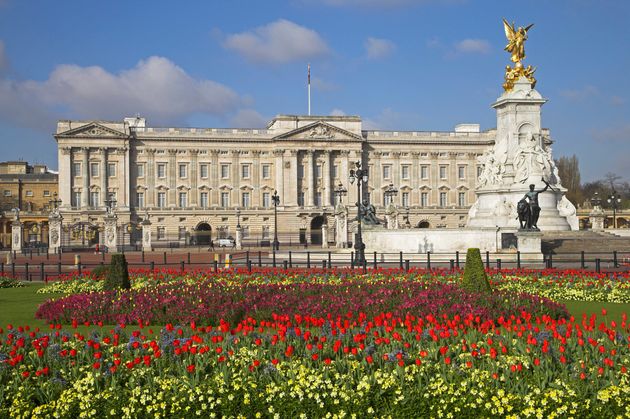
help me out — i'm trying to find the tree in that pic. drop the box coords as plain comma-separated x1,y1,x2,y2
555,155,583,206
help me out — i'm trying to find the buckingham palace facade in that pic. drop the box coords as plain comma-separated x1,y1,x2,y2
54,114,517,247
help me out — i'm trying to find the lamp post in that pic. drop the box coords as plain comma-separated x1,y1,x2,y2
271,190,280,251
384,183,398,206
49,192,62,212
349,161,368,265
607,190,623,229
236,208,241,229
404,206,411,228
334,182,347,205
104,194,117,215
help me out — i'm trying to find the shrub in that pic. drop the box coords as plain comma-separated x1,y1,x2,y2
104,254,130,291
462,248,492,293
90,264,110,278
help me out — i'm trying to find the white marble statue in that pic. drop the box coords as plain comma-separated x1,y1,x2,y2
514,133,547,184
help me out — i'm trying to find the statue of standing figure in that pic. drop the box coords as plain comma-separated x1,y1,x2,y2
519,180,550,230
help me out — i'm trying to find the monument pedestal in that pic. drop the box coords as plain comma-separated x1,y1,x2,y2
48,213,63,254
515,230,543,261
235,227,243,250
11,221,22,253
334,205,349,248
141,219,152,251
104,215,118,252
590,206,605,231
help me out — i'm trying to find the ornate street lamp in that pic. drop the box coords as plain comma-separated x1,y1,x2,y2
334,182,347,205
271,190,280,251
404,206,411,228
236,208,242,229
104,194,117,216
384,183,398,206
49,192,62,211
607,190,623,229
349,161,368,266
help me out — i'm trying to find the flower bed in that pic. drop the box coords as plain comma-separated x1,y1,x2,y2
0,275,24,288
35,279,568,325
1,312,629,417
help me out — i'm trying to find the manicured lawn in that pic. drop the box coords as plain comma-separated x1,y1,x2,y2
2,283,630,329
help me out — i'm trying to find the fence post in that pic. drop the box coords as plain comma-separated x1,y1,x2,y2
272,251,277,268
77,263,81,276
497,259,502,270
328,251,332,269
180,261,185,272
362,259,367,273
46,248,49,260
548,253,553,269
581,251,586,269
450,259,455,271
373,251,377,269
142,251,145,263
595,258,601,273
426,252,431,270
246,251,250,266
258,251,262,267
455,251,460,269
0,262,3,275
40,262,44,282
30,249,33,260
57,262,61,275
485,251,490,269
187,253,191,265
213,260,218,273
11,262,15,278
399,251,403,269
163,252,167,265
613,251,618,268
58,251,62,262
25,262,30,281
350,252,354,268
101,251,105,263
307,252,311,269
284,260,288,269
289,251,293,268
405,259,410,271
247,260,252,273
517,251,521,269
322,260,326,269
150,261,155,272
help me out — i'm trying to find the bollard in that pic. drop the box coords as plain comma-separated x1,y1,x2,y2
187,252,191,265
322,260,326,269
517,251,521,269
426,252,431,270
283,260,288,270
163,252,167,265
373,251,377,269
225,254,231,269
213,260,218,273
307,252,311,269
272,251,276,268
399,251,403,269
180,261,185,272
150,261,155,272
328,251,332,269
289,251,293,268
455,251,460,269
25,263,30,281
405,259,410,271
613,251,618,268
74,254,81,268
450,259,455,271
581,251,586,269
497,259,502,270
485,251,490,269
57,262,61,275
247,260,252,273
40,262,44,282
595,258,601,273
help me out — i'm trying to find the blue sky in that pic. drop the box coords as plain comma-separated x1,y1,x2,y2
0,0,627,182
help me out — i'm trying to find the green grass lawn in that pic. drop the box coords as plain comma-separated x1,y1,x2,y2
1,284,630,331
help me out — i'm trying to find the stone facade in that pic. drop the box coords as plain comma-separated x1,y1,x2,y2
54,115,511,247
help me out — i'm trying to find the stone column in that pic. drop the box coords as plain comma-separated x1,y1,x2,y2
321,223,328,249
411,152,420,205
306,150,315,207
141,217,152,251
335,204,348,248
81,147,90,208
210,150,220,206
11,219,22,253
122,145,130,209
59,147,72,209
100,148,108,206
48,213,63,254
235,226,242,250
372,151,382,205
168,149,177,207
252,151,261,205
323,151,332,207
392,152,401,205
231,150,240,207
190,149,199,207
274,149,285,202
146,149,156,207
287,150,298,206
104,214,118,252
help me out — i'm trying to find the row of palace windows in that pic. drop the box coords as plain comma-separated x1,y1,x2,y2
72,162,118,178
3,190,53,197
381,165,479,181
382,191,467,207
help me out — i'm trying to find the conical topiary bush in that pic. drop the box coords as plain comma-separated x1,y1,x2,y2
104,253,131,291
462,248,492,293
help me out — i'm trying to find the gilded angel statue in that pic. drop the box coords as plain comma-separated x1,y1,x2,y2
503,18,533,65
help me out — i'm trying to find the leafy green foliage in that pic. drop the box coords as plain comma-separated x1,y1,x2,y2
103,254,130,291
462,248,492,293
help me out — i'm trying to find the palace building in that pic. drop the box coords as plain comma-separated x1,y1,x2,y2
54,114,536,247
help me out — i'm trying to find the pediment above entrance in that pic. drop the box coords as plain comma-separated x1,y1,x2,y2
273,121,363,142
56,122,128,138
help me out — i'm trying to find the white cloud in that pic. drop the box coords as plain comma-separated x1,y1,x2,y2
330,108,346,116
0,40,8,71
453,39,491,55
364,37,396,60
0,56,243,129
223,19,329,64
229,109,267,128
560,85,599,102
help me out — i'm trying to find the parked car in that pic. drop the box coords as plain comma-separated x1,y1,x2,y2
216,237,236,248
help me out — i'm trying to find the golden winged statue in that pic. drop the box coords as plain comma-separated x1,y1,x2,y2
502,19,536,91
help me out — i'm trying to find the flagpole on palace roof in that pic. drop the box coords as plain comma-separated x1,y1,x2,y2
307,63,311,116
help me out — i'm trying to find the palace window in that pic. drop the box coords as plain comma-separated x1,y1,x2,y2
157,227,165,240
298,164,304,178
90,191,99,208
382,165,391,180
200,164,208,179
401,165,410,179
439,192,447,207
136,192,144,208
179,164,187,179
421,165,429,180
137,164,145,178
242,192,250,208
402,192,410,207
200,192,209,208
262,226,270,239
421,192,428,207
332,164,338,179
157,163,166,179
157,192,166,208
90,163,99,178
43,190,50,197
178,192,187,208
458,192,466,207
298,192,305,207
221,192,230,208
221,164,229,179
72,191,81,207
315,164,322,178
439,165,447,180
72,162,81,177
262,192,270,208
241,164,250,179
179,226,187,240
477,166,483,178
458,165,465,180
107,163,116,177
262,164,271,179
25,190,33,197
315,192,322,207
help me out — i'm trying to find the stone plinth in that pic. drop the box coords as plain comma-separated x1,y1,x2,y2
11,221,22,253
334,205,349,248
104,215,118,252
235,227,243,250
141,219,152,251
48,214,63,254
515,230,543,261
321,225,328,248
590,206,605,231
